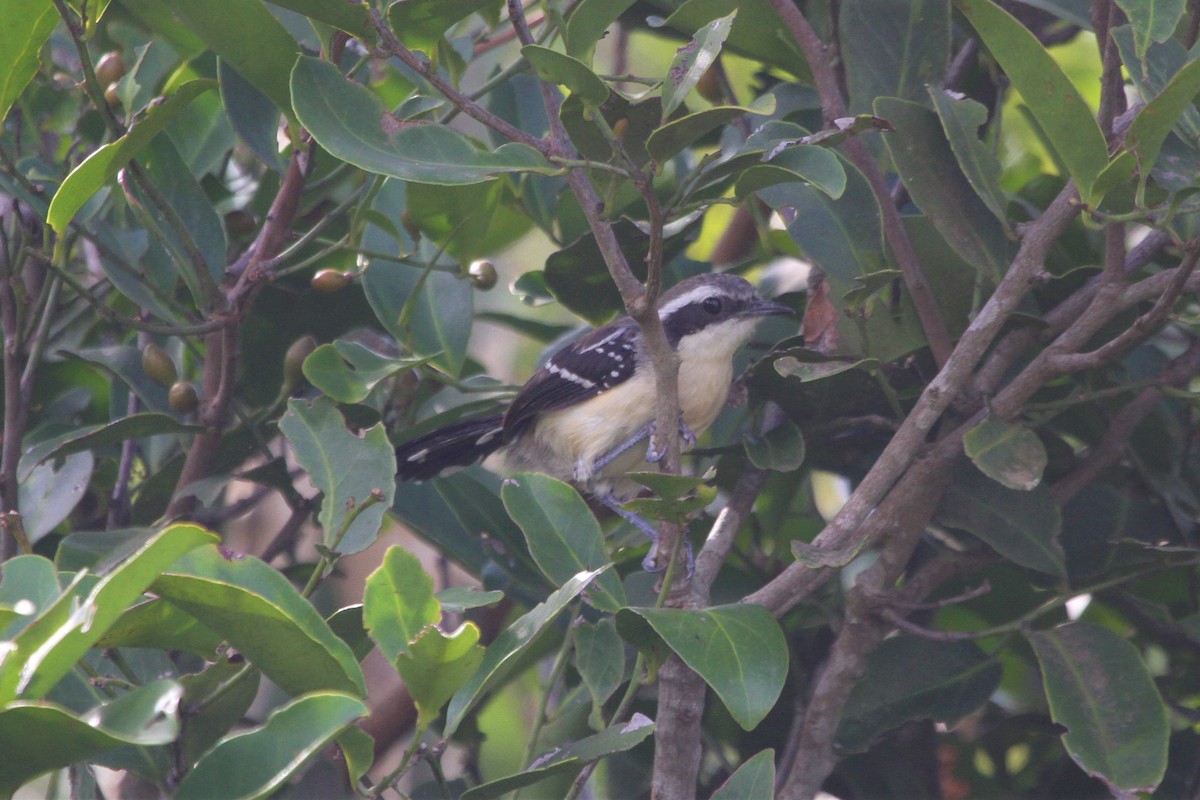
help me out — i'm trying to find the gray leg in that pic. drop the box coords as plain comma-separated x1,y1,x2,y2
578,422,654,481
597,493,694,575
645,417,697,464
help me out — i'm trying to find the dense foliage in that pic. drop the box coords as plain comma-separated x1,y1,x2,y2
3,0,1200,797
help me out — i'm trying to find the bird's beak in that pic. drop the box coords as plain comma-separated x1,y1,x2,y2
747,298,794,317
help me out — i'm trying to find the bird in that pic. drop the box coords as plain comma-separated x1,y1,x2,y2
394,272,793,565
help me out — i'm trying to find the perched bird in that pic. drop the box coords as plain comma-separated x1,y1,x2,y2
394,272,792,564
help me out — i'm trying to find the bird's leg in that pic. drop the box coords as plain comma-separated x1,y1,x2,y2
577,421,654,481
597,493,694,575
645,416,696,464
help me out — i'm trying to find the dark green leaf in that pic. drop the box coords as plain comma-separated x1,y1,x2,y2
291,57,553,185
662,12,736,118
936,465,1064,575
363,545,440,662
219,58,282,169
168,0,300,118
744,419,806,472
0,0,58,124
616,604,787,730
1114,0,1187,59
396,623,486,726
840,0,949,112
18,413,201,478
0,555,63,640
174,692,368,800
838,637,1001,752
179,659,261,765
565,0,638,64
647,96,776,164
279,397,395,555
1,524,216,702
386,0,497,53
0,680,185,797
522,45,610,106
1027,623,1169,794
435,586,505,613
96,598,223,655
660,0,810,79
47,80,216,234
406,180,533,264
877,97,1014,280
734,143,846,200
18,451,93,543
575,618,625,727
460,714,655,800
153,544,367,697
303,341,430,404
1113,25,1200,145
711,749,776,800
954,0,1110,204
964,416,1049,491
445,568,603,736
927,88,1010,228
267,0,375,41
544,219,652,325
502,472,626,611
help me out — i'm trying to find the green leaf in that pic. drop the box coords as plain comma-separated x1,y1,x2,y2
267,0,375,41
179,658,262,766
386,0,497,53
1113,24,1200,145
646,95,776,163
47,79,216,234
837,637,1002,752
711,749,776,800
174,692,368,800
876,97,1014,280
733,142,846,200
396,623,486,727
406,180,534,264
460,714,655,800
153,544,367,697
616,604,787,730
501,473,626,611
18,451,93,543
361,253,473,376
954,0,1110,204
1027,623,1169,794
96,598,223,655
522,45,610,106
291,56,554,185
565,0,638,64
1,524,216,702
0,0,58,124
575,618,625,728
219,58,282,169
0,680,185,797
303,340,430,404
445,568,604,736
335,725,376,789
168,0,300,118
435,586,505,613
936,466,1064,576
964,416,1048,491
660,0,810,79
744,419,806,472
0,555,60,639
662,12,736,118
279,397,395,555
1094,56,1200,200
18,413,202,478
1115,0,1187,59
840,0,950,112
363,546,441,662
927,88,1011,229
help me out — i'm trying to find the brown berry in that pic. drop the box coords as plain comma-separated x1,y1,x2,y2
95,52,126,86
400,210,421,243
311,269,354,293
468,260,498,291
104,82,121,108
168,381,199,413
141,343,178,388
696,65,722,104
224,209,256,238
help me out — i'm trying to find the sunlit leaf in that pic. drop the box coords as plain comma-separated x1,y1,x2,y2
662,12,736,118
363,546,440,662
964,415,1049,491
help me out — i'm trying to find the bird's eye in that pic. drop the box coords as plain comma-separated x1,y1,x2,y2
702,297,722,314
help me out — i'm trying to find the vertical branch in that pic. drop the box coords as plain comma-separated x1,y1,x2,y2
764,0,954,366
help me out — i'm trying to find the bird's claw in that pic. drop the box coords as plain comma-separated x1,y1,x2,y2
645,417,696,464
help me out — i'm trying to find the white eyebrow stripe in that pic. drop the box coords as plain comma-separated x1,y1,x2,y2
546,362,597,388
656,286,719,318
579,328,627,353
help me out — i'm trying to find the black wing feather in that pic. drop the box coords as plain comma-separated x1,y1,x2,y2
502,321,640,433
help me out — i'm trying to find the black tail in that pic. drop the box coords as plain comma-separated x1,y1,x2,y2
395,414,506,482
